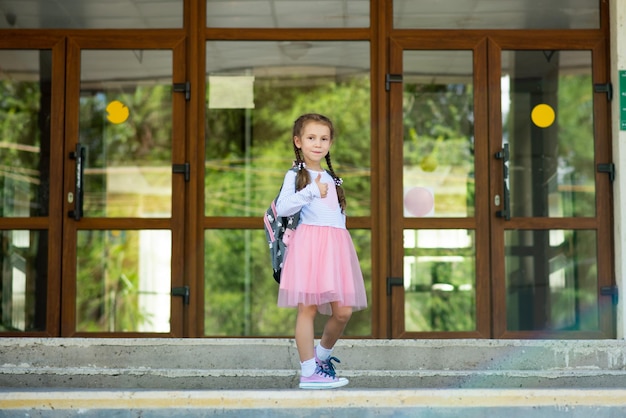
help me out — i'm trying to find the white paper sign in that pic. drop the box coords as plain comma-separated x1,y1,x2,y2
208,76,255,109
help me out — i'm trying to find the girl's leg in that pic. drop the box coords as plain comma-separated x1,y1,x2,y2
295,304,318,362
319,302,353,350
297,304,350,389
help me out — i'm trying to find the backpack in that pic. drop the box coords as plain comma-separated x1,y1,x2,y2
263,170,301,283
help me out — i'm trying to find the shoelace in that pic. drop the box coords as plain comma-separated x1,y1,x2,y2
317,356,341,377
314,364,336,379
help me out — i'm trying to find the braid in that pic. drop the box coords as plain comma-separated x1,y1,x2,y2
293,141,309,191
325,152,346,212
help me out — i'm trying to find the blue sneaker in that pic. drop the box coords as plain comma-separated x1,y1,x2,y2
315,354,341,377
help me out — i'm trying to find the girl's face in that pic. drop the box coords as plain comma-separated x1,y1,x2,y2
294,121,333,170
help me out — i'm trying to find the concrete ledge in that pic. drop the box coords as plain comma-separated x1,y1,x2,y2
2,366,626,389
2,338,626,390
2,338,626,370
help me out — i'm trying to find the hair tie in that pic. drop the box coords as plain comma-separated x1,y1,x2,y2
334,177,343,187
293,160,306,170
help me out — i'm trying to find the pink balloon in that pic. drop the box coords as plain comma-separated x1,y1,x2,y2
404,187,434,217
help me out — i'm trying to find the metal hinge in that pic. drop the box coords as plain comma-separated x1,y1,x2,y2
173,82,191,101
385,74,403,91
386,277,403,295
173,162,190,182
172,285,190,305
600,285,618,305
597,163,615,183
594,83,612,101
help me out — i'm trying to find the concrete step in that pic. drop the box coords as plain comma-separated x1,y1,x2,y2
1,338,626,389
2,388,626,417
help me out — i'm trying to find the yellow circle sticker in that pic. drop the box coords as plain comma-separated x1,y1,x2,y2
531,104,555,128
106,100,130,124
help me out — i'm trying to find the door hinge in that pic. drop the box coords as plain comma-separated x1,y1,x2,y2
594,83,612,101
173,81,191,101
173,162,190,182
172,285,190,305
385,74,403,91
600,285,618,305
386,277,403,295
597,163,615,183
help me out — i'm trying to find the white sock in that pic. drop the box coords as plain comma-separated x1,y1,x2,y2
315,344,333,361
301,358,316,377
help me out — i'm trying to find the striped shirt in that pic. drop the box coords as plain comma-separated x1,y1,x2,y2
275,169,346,230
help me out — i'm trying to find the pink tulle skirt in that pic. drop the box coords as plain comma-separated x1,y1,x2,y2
277,224,368,315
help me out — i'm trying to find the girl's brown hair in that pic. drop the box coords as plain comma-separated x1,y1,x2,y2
292,113,346,212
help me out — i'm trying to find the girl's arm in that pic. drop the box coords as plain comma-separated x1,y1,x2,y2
275,170,320,216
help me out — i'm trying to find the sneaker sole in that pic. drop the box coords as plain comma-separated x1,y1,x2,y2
299,378,349,390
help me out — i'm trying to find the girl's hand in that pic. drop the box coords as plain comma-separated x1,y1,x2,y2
315,173,329,198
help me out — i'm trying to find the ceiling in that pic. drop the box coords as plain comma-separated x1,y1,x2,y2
0,0,600,83
394,0,599,30
0,0,599,30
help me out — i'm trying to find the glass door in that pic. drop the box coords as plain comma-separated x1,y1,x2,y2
489,38,614,338
388,35,491,338
0,36,66,336
388,34,614,338
61,36,188,336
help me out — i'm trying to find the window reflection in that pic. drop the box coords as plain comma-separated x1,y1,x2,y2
403,229,476,332
393,0,600,29
0,0,182,29
79,50,173,218
0,50,51,218
502,50,595,218
402,50,475,218
205,41,371,217
0,230,47,332
207,0,369,28
505,230,598,331
204,229,371,336
76,230,171,333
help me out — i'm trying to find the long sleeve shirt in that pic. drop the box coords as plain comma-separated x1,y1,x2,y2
275,168,346,230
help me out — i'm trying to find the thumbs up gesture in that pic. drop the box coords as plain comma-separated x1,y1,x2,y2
315,173,329,198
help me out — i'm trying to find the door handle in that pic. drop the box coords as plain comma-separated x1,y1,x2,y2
68,143,86,221
495,143,511,220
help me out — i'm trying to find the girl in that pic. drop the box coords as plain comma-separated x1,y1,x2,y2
275,113,368,389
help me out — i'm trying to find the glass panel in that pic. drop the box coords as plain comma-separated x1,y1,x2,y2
502,51,595,218
0,50,51,218
403,51,474,218
204,229,371,336
205,41,371,217
207,0,369,28
76,230,171,333
505,230,598,331
0,230,47,332
80,50,172,218
0,0,182,29
403,229,476,332
393,0,599,29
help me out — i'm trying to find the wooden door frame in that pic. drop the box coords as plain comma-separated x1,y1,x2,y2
387,33,492,339
61,32,188,337
0,33,67,337
487,32,615,339
386,30,614,339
